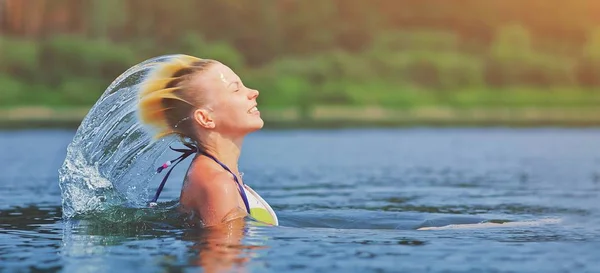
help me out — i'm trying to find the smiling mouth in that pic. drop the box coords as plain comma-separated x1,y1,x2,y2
248,106,259,114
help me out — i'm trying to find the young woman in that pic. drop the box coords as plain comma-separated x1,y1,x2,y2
138,55,278,227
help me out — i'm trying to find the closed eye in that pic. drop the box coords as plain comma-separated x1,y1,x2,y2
230,82,240,92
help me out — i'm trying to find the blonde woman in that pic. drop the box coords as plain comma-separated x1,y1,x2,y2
138,55,278,228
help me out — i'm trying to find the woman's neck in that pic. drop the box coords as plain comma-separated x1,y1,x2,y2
200,132,244,175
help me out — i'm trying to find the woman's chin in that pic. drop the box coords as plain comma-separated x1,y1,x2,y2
240,119,264,134
250,119,264,131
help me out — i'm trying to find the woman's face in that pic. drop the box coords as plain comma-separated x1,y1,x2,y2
190,62,263,136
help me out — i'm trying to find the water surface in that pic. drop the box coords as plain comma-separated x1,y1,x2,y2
2,128,600,272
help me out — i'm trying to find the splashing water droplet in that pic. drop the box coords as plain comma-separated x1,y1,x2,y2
58,55,187,219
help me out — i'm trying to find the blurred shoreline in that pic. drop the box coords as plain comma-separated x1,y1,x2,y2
3,1,600,129
2,106,600,130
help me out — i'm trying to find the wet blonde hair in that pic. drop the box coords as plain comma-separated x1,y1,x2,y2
138,55,217,141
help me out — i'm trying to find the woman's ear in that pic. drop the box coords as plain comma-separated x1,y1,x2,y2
193,108,215,129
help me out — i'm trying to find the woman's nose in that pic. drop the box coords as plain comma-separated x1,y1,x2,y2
248,88,259,99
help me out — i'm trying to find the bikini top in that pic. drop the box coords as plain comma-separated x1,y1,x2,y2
149,143,278,226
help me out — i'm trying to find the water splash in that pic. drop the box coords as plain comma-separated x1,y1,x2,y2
58,55,184,219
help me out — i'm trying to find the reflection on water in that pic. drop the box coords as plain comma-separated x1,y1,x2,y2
0,205,62,231
183,221,269,273
58,207,270,273
0,205,63,272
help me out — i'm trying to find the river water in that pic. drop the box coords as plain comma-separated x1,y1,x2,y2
1,128,599,272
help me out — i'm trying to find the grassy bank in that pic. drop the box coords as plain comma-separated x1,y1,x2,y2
2,106,600,130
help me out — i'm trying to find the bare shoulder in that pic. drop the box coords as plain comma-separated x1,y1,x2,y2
187,169,238,197
184,158,238,195
180,159,243,226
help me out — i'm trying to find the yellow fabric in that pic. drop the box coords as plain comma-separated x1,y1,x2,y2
250,207,277,225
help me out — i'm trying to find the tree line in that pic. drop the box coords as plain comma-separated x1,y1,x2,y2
1,0,599,108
